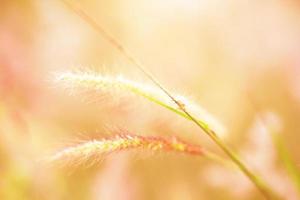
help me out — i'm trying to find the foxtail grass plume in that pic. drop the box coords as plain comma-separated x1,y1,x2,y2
54,71,226,137
48,134,203,166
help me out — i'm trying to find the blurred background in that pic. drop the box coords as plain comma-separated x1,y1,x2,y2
1,0,300,199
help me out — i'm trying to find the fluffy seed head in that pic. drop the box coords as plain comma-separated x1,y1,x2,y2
48,134,203,166
54,71,226,137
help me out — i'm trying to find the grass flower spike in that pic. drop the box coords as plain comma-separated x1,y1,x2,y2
54,71,225,137
49,134,204,166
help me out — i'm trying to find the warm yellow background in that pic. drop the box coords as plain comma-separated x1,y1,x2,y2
0,1,300,199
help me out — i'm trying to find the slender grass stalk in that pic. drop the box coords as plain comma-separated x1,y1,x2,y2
49,134,204,165
59,0,279,199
